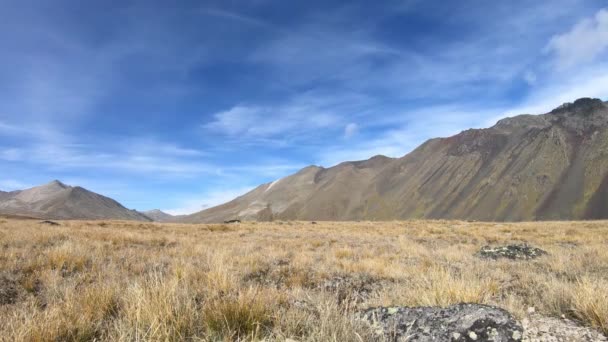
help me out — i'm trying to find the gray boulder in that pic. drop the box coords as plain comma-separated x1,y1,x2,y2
360,303,523,341
476,244,547,260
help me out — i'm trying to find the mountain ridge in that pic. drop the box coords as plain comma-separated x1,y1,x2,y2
142,209,178,222
182,97,608,222
0,181,151,221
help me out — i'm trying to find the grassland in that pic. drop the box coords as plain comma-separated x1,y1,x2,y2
0,218,607,341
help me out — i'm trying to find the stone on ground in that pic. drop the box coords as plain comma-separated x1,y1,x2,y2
522,313,607,342
477,244,547,260
360,303,523,341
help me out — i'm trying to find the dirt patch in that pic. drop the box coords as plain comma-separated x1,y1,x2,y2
0,273,22,305
318,274,386,304
243,259,316,289
243,261,387,304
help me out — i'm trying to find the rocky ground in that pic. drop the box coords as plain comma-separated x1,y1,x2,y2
359,303,606,341
361,303,523,341
522,311,607,342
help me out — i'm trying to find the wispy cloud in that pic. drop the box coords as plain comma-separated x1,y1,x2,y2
546,8,608,69
344,123,358,139
204,105,338,138
199,8,274,29
202,90,371,142
501,66,608,118
0,139,212,177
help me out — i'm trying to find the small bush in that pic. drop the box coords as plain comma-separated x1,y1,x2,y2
203,289,275,340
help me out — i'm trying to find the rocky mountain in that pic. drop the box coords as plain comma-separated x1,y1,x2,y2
0,181,151,221
142,209,177,222
183,98,608,222
181,155,395,223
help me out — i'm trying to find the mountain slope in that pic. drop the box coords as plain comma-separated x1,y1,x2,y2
142,209,177,222
184,98,608,222
181,155,394,223
0,181,151,221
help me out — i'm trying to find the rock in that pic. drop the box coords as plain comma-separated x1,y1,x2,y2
522,313,607,341
477,244,547,260
39,220,60,226
550,97,606,115
360,303,523,341
223,219,241,224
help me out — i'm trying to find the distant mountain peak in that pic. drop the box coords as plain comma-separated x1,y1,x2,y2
46,180,70,189
0,181,150,221
142,209,175,222
550,97,606,114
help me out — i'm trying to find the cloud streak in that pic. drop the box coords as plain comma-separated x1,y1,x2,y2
546,8,608,69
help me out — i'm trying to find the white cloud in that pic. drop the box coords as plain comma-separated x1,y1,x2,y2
0,121,19,133
546,8,608,69
199,8,274,29
0,148,22,161
0,139,212,177
344,123,358,138
202,91,369,140
247,2,579,100
523,71,537,85
499,66,608,120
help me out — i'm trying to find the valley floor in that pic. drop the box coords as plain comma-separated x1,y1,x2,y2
0,218,607,341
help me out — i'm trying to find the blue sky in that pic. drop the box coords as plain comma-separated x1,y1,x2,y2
1,0,608,214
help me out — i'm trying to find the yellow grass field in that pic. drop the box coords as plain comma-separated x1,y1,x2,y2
0,218,607,341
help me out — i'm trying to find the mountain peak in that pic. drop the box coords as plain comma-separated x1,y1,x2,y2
1,181,151,221
142,209,175,222
46,180,69,189
146,209,166,214
550,97,606,114
369,154,391,161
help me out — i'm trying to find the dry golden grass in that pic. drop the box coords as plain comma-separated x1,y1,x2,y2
0,218,607,341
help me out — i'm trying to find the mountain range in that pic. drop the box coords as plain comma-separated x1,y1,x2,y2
142,209,179,222
0,181,150,221
182,97,608,222
3,98,606,222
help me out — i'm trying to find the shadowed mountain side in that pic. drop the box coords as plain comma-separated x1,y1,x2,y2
183,98,608,222
0,181,151,221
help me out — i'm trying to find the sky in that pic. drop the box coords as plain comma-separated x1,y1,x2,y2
1,0,608,214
